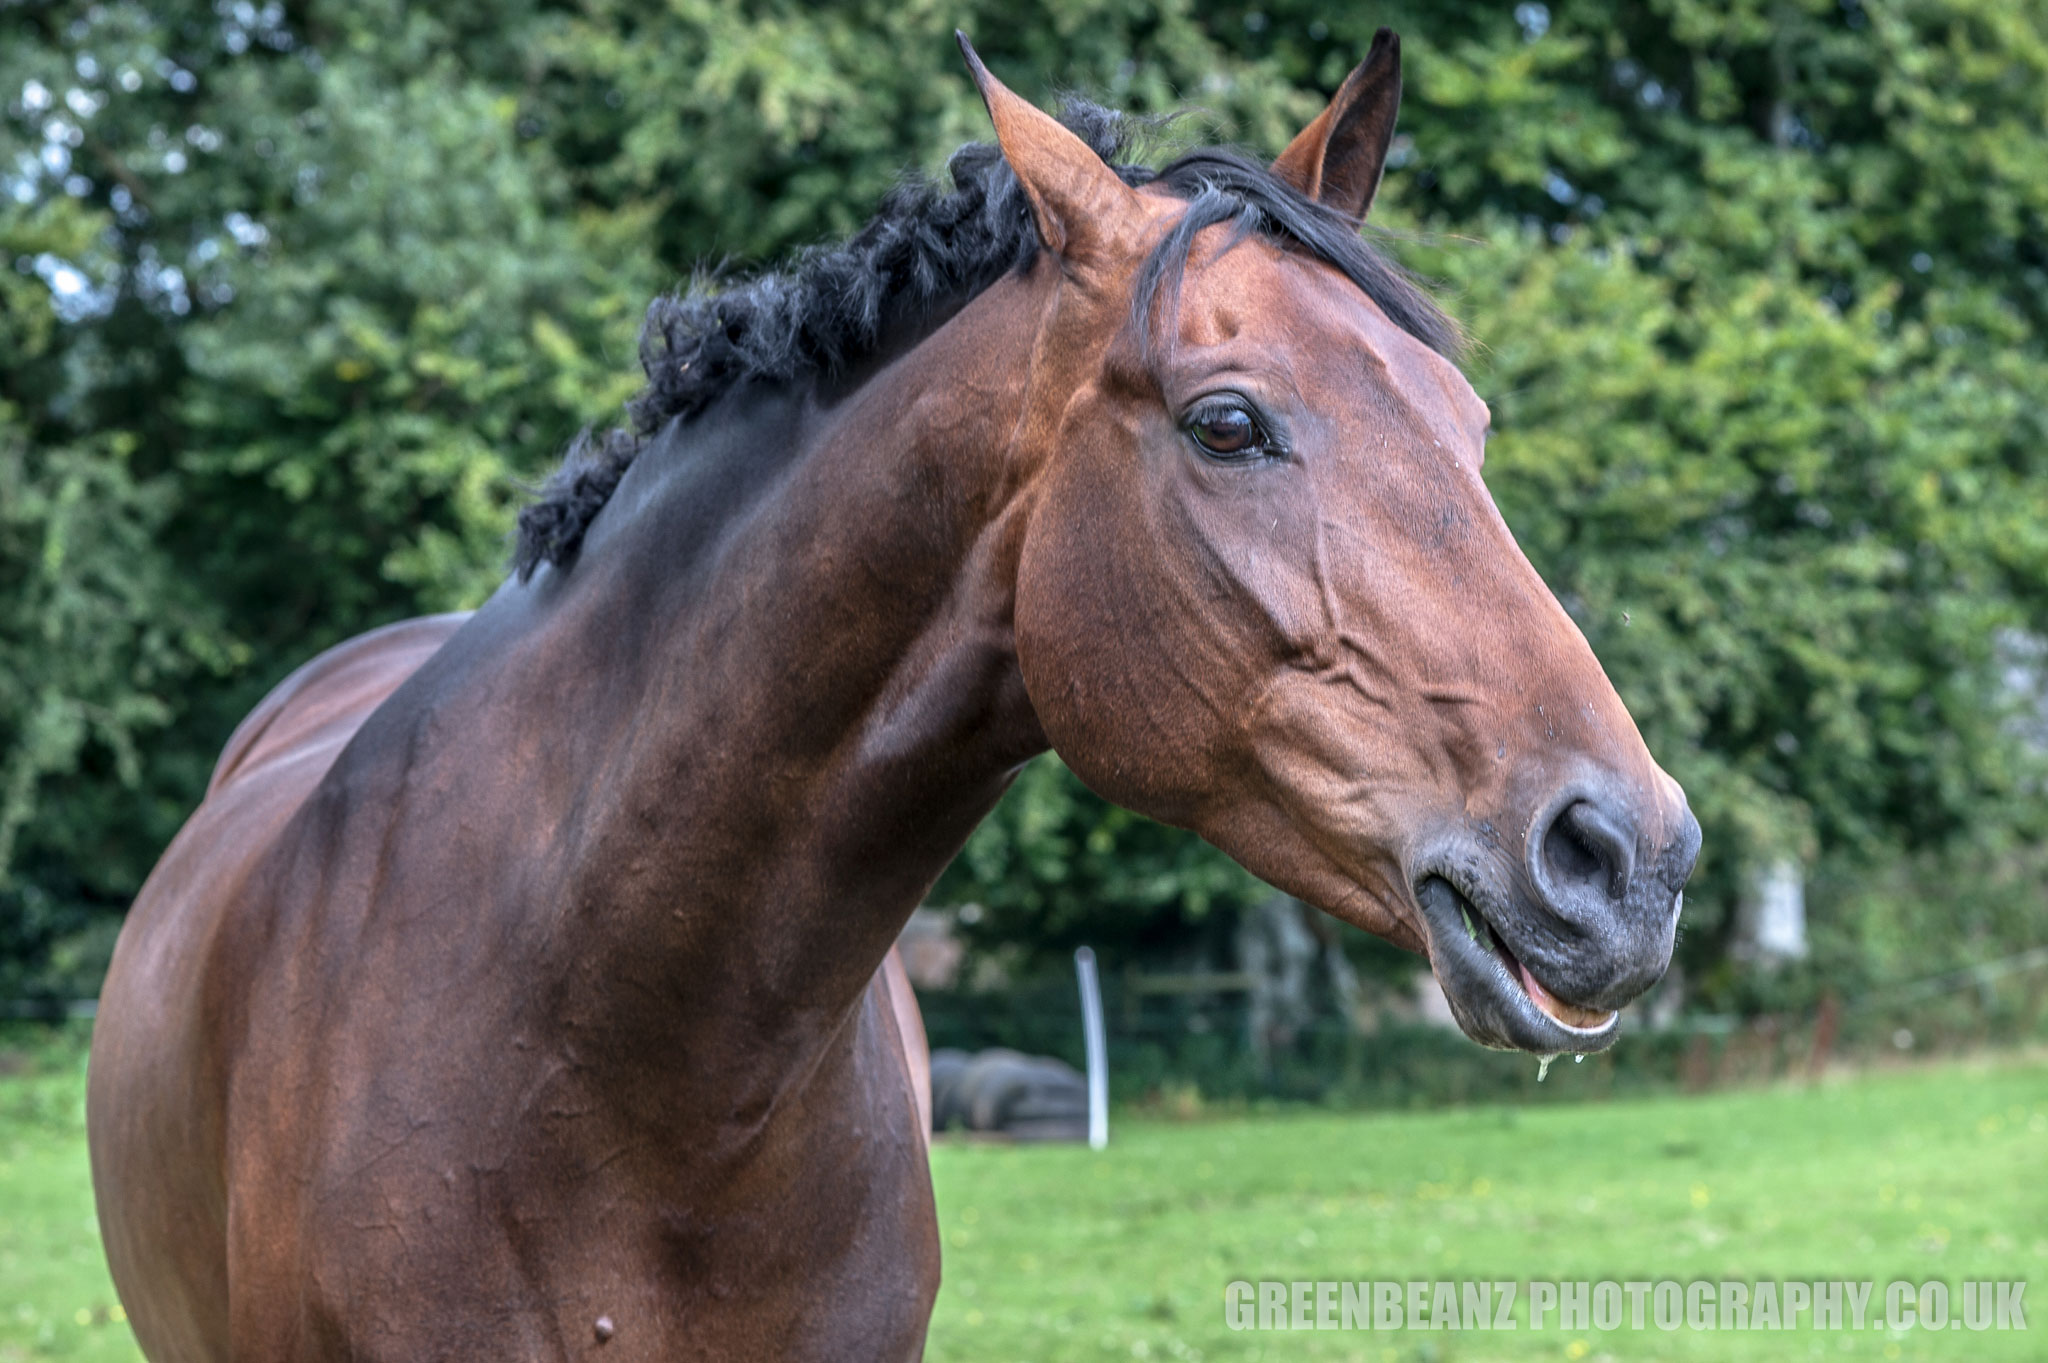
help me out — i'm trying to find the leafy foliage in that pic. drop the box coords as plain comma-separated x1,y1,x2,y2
3,0,2046,1003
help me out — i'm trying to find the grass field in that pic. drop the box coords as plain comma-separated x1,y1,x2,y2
3,1046,2042,1362
0,1060,128,1363
925,1053,2048,1362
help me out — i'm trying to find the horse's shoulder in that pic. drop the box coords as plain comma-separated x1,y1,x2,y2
207,612,473,800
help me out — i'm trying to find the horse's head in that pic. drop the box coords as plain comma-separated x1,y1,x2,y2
963,32,1699,1053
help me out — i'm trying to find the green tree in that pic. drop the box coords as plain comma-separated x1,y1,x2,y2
0,0,639,991
4,0,2047,1007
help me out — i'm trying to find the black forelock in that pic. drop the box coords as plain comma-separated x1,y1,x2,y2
513,101,1460,579
1133,147,1462,359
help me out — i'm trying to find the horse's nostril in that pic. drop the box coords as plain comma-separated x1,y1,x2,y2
1542,809,1604,883
1539,799,1635,903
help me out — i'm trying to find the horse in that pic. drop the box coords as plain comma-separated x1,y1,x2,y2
88,30,1699,1361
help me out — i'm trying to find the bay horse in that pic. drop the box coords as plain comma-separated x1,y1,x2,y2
89,31,1699,1362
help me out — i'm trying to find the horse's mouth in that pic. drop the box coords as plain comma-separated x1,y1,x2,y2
1415,876,1620,1053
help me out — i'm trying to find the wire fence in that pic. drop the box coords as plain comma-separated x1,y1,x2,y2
919,945,2048,1109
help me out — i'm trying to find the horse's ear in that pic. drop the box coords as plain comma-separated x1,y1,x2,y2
1271,27,1403,221
956,32,1141,260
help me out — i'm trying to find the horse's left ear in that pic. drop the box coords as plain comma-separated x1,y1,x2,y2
957,32,1142,260
1271,27,1403,221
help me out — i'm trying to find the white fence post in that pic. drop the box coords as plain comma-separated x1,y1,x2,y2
1074,946,1108,1150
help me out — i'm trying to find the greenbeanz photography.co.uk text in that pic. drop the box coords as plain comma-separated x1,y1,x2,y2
1224,1279,2029,1333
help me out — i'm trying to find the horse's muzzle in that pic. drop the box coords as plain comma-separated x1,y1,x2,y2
1416,789,1701,1053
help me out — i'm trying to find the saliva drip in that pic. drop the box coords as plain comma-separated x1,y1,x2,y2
1536,1053,1556,1082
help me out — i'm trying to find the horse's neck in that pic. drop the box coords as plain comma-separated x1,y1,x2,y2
508,268,1053,1048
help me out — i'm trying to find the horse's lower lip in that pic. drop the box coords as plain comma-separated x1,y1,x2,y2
1505,945,1615,1030
1414,876,1620,1053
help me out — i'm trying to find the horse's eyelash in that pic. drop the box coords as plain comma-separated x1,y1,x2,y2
1185,396,1266,428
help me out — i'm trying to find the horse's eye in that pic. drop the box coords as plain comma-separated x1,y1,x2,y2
1187,404,1264,459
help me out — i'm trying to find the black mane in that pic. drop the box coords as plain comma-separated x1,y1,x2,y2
513,102,1460,578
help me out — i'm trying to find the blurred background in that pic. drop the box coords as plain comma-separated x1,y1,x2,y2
6,3,2048,1360
8,0,2048,1100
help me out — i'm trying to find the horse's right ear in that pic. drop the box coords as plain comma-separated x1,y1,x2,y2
1271,27,1403,221
957,32,1142,261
